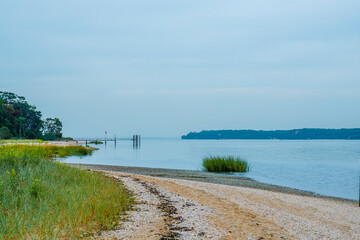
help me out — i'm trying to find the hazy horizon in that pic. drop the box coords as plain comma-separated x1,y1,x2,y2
1,0,359,138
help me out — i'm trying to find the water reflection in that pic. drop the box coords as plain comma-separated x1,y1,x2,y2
132,135,141,149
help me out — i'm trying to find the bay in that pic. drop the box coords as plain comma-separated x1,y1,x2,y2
62,139,360,200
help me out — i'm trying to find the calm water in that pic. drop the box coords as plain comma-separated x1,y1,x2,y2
63,139,360,200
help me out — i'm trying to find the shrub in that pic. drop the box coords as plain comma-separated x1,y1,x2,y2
202,156,249,173
89,140,103,145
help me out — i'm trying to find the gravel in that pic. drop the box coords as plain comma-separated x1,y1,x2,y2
98,173,225,240
165,177,360,240
72,164,359,239
71,164,356,204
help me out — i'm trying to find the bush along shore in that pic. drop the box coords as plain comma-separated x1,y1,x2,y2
203,156,249,173
0,144,133,239
89,140,104,145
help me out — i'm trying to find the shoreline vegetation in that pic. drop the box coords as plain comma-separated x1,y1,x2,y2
202,156,249,173
89,140,104,145
0,91,64,141
0,139,46,144
0,144,132,239
182,128,360,140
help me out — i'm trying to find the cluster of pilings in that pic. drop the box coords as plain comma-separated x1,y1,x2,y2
132,135,141,148
80,135,140,148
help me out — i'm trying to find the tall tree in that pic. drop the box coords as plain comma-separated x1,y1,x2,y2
43,118,63,140
0,126,12,139
0,91,44,139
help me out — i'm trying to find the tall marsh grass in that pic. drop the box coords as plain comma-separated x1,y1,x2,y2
202,156,249,173
0,139,46,144
89,140,103,145
0,145,133,239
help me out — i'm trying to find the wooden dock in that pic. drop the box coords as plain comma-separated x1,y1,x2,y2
75,135,141,146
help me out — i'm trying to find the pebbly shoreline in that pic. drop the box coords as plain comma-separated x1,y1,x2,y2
98,171,360,239
69,163,356,204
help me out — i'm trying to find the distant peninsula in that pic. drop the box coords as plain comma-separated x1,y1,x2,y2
181,128,360,140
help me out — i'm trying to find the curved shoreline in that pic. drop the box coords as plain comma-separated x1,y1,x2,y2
69,163,357,204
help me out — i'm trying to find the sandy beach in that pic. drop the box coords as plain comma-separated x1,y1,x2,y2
72,164,360,240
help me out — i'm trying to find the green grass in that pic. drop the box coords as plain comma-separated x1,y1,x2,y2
202,156,249,173
0,145,133,239
89,141,103,145
0,139,46,144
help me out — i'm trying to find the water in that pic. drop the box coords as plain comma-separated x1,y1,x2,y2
62,139,360,200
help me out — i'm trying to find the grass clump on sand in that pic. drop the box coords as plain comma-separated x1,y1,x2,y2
203,156,249,173
0,145,133,239
89,140,104,145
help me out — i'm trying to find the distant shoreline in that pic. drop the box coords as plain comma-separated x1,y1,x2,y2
182,128,360,140
180,138,360,140
70,163,357,204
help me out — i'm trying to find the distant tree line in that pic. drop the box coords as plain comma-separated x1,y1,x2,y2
182,129,360,140
0,91,63,140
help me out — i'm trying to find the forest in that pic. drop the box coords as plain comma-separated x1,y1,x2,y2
182,128,360,140
0,91,63,140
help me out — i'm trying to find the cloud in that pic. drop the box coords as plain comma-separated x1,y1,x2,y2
0,0,359,136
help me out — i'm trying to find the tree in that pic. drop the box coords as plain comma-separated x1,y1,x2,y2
15,117,26,139
42,118,63,140
0,126,12,139
0,91,27,105
0,91,63,140
0,91,43,138
0,99,14,133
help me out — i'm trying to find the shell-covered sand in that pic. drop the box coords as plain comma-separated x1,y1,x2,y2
96,171,360,240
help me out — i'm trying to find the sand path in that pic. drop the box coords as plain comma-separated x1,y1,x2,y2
98,171,360,240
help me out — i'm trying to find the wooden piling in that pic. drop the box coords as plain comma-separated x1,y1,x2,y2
132,135,140,148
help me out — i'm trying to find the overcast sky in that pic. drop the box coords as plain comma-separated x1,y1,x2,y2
1,0,359,138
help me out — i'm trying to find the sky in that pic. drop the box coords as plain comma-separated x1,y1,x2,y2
1,0,360,138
